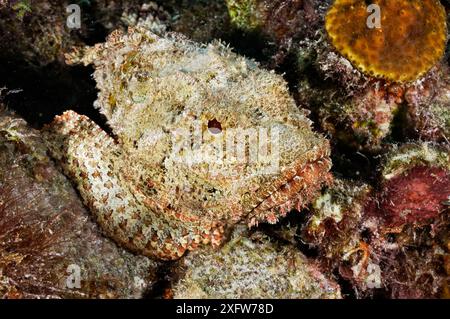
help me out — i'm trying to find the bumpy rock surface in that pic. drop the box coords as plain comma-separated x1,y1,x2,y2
172,226,342,299
43,27,332,261
0,107,158,299
0,1,85,66
371,143,450,228
226,0,326,65
164,0,231,43
405,63,450,142
302,143,450,298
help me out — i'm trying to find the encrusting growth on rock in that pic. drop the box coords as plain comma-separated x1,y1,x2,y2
294,0,449,152
325,0,447,83
371,143,450,229
43,27,332,261
0,107,158,299
404,63,450,142
302,143,450,298
225,0,324,66
171,226,342,299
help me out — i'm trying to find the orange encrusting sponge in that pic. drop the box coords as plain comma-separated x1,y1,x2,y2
325,0,447,83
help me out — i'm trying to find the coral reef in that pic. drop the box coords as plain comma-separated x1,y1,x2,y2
297,76,402,151
0,0,448,300
295,0,449,151
92,1,169,35
164,0,231,43
0,0,85,66
72,1,231,44
325,0,447,83
371,143,450,229
302,143,450,298
404,63,450,142
43,27,332,260
225,0,325,65
171,226,342,299
0,107,158,299
0,1,170,66
302,179,375,294
365,144,450,298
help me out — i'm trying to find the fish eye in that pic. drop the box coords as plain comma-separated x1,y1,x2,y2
207,119,222,134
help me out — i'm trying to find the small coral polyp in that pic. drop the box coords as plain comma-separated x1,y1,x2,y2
325,0,447,83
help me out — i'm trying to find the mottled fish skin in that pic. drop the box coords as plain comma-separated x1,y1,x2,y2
43,27,332,260
44,111,220,260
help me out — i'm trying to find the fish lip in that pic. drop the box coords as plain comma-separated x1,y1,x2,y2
245,148,332,225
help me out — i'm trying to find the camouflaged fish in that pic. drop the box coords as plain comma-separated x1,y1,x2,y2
43,27,331,260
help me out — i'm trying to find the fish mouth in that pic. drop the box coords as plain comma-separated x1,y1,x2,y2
246,147,332,227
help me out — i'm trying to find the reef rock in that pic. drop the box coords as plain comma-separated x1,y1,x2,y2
171,226,342,299
296,0,448,151
0,0,85,66
94,1,230,44
0,107,158,299
225,0,326,66
302,143,450,298
404,63,450,142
